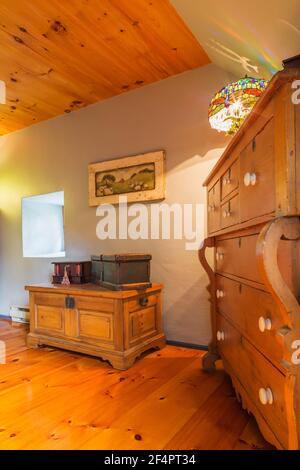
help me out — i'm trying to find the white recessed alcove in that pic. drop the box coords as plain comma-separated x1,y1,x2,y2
22,191,65,258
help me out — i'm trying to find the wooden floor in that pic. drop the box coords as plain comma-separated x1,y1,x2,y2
0,319,274,450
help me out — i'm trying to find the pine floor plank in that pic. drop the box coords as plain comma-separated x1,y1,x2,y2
165,377,249,450
79,358,226,450
0,320,273,450
233,417,275,450
16,350,201,450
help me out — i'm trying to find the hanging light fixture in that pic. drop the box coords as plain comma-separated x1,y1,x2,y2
208,76,269,135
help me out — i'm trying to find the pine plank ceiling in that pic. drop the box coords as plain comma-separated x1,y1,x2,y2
0,0,210,135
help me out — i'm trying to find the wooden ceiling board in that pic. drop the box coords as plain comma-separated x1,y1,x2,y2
0,0,210,134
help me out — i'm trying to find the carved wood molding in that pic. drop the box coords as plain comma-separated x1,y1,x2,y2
257,217,300,353
256,216,300,449
198,237,219,371
198,237,215,291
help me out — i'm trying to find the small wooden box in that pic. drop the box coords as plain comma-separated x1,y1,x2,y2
26,283,165,370
52,261,92,284
91,254,152,290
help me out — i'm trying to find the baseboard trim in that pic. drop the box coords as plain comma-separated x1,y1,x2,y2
0,314,10,320
166,340,208,351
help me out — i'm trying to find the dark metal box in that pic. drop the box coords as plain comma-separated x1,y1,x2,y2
91,254,152,291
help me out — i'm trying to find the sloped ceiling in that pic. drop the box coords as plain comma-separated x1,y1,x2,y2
1,0,299,135
171,0,300,80
0,0,209,135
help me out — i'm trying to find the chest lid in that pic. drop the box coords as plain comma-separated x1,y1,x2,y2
100,253,152,262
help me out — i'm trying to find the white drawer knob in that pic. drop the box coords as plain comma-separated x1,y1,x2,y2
259,387,273,405
223,209,231,218
216,289,224,299
258,316,272,333
216,252,224,262
217,330,225,341
208,204,215,213
243,172,257,187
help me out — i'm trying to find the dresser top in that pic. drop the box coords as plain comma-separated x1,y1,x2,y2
203,68,300,187
25,282,163,299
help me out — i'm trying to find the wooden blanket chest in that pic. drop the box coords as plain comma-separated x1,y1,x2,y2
26,283,165,370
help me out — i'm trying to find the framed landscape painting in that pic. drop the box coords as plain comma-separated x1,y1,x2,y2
88,150,165,206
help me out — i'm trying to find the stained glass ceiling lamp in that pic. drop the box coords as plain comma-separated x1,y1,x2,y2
208,76,269,135
0,80,6,104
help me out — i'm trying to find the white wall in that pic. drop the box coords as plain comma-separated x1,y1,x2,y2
0,63,232,345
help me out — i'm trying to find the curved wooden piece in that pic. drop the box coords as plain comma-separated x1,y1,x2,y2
198,236,219,372
257,217,300,323
257,217,300,358
256,216,300,450
224,358,284,449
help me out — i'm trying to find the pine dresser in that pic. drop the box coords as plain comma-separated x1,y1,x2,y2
199,66,300,449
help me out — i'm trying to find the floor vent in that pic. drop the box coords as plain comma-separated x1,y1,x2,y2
10,305,30,323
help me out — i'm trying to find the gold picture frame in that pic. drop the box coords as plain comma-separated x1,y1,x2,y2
88,150,165,206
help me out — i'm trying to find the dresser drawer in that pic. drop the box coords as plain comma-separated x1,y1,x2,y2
216,232,297,289
216,314,294,449
241,284,285,366
216,312,242,361
221,159,238,200
221,194,239,229
208,180,221,233
238,337,294,450
216,275,287,366
215,275,245,330
240,118,275,222
216,233,261,282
